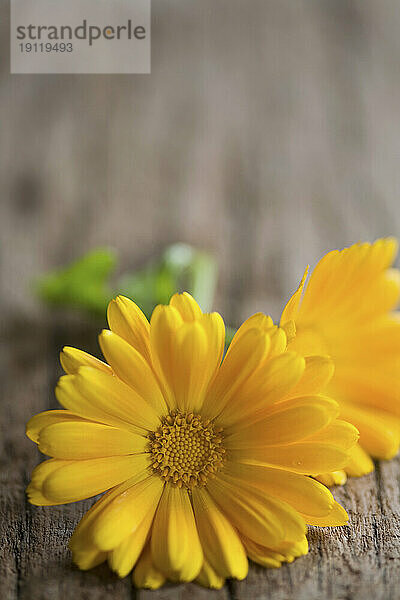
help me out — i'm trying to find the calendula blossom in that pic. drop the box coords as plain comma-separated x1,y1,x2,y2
26,293,357,588
281,238,400,485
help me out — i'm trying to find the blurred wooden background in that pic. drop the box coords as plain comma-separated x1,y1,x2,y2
1,1,400,599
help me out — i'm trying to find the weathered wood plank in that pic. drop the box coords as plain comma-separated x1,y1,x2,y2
229,463,400,600
2,321,399,600
1,0,400,598
0,321,133,600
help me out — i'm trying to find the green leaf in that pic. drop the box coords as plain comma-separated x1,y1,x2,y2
35,248,116,314
34,243,219,321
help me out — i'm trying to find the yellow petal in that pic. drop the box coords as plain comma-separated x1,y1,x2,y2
281,319,296,343
301,500,348,526
172,321,211,412
149,304,224,412
132,544,166,589
219,352,306,428
108,509,154,577
69,475,145,553
149,304,184,406
192,487,248,580
315,471,347,486
55,375,136,430
98,330,167,415
107,295,151,363
42,454,150,503
38,421,146,459
27,458,71,506
225,396,338,448
207,476,305,548
223,462,335,518
60,346,111,375
179,314,225,411
228,313,274,352
340,402,400,459
267,327,288,358
195,560,225,589
353,269,400,321
169,291,203,321
202,328,269,420
26,410,87,443
305,419,359,450
91,475,163,551
71,548,107,571
241,537,287,568
75,366,163,429
280,266,309,325
344,442,375,477
241,534,308,568
151,484,203,582
284,355,335,398
232,442,350,475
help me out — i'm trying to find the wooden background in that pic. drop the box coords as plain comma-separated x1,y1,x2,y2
1,1,400,598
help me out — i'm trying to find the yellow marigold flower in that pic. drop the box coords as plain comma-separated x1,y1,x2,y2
281,238,400,484
26,293,357,588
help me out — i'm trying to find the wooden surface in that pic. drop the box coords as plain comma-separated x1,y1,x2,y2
1,317,400,600
2,0,400,598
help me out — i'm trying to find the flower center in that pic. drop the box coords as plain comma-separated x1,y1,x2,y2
148,411,225,488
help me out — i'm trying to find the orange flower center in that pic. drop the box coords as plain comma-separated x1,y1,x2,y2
148,411,225,488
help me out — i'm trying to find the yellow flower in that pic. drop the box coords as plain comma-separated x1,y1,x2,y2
26,293,357,588
281,238,400,484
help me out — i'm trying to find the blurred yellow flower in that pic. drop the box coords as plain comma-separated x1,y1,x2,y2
281,238,400,485
26,293,357,588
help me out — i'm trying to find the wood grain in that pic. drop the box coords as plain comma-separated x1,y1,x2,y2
1,317,399,598
1,0,400,597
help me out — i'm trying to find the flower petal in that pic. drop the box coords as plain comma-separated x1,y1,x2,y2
151,484,203,582
55,375,147,433
224,396,338,448
228,313,274,351
345,442,375,477
149,304,184,407
133,544,166,590
149,306,224,412
192,487,248,580
207,476,305,548
223,462,335,518
315,471,347,486
26,410,88,443
241,535,308,568
232,442,351,475
99,330,167,415
60,346,111,375
75,366,163,429
300,500,348,526
38,422,146,459
69,476,144,555
305,419,359,449
108,510,154,577
107,295,151,363
340,402,400,459
281,266,309,325
27,458,72,506
202,328,269,420
169,292,203,321
283,355,334,398
195,560,225,589
219,352,306,429
91,475,164,551
42,454,150,503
